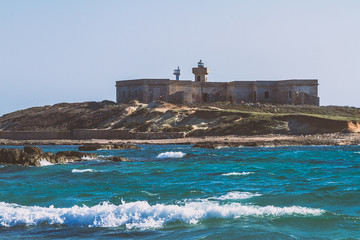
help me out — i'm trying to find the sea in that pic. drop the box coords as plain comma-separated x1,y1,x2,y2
0,144,360,239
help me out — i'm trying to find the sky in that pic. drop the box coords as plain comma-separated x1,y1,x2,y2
1,0,360,116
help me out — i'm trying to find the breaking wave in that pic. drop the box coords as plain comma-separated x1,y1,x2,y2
39,159,54,166
71,169,98,173
156,152,186,159
222,172,254,176
0,201,324,229
212,191,261,200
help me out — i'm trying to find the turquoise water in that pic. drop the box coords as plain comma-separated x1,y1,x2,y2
0,145,360,239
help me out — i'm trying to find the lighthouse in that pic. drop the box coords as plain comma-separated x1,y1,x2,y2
192,60,209,82
173,66,181,81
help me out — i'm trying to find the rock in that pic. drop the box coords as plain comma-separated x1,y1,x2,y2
0,147,98,166
0,148,22,164
56,151,97,161
78,144,140,151
109,156,131,162
24,146,43,155
78,145,98,151
242,142,258,147
192,142,239,149
24,154,41,167
192,142,218,149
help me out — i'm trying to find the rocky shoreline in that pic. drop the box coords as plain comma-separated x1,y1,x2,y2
78,143,140,151
0,133,360,148
0,145,131,167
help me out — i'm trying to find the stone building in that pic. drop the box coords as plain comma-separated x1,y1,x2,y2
116,61,319,105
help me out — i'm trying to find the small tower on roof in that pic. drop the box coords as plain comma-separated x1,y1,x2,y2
192,60,209,82
173,66,181,81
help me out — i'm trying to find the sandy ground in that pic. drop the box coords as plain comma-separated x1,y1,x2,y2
1,133,360,147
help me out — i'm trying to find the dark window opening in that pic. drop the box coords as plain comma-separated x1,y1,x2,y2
197,76,201,82
289,90,292,98
230,96,234,103
265,91,269,99
202,93,209,102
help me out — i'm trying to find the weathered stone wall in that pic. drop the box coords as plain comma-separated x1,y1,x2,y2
295,92,320,105
226,83,235,102
167,91,185,104
0,131,72,140
253,81,278,104
168,80,193,103
276,80,319,105
116,79,171,103
189,82,228,103
232,82,255,103
116,79,319,105
200,82,227,103
276,85,293,105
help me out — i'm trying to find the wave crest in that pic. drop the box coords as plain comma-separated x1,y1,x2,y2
222,172,254,176
213,191,261,200
39,159,54,166
71,169,98,173
0,201,324,229
156,152,186,158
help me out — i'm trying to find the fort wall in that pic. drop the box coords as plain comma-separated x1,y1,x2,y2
116,79,319,105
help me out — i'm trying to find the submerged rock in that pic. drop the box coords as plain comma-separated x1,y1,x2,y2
108,156,131,162
78,144,140,151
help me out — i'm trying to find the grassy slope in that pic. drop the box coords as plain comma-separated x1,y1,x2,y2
0,101,359,135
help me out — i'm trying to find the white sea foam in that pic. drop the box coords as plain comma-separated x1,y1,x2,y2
222,172,254,176
156,152,186,158
71,169,98,173
141,191,159,196
0,201,325,229
39,159,54,166
81,156,98,160
98,155,113,158
214,146,230,149
212,191,261,200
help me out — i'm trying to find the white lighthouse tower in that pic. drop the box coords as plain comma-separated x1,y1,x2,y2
173,66,181,81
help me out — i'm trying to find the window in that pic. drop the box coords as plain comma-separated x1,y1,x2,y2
197,76,201,82
289,90,292,98
264,91,269,99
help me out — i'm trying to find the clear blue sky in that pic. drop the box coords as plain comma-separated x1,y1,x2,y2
1,0,360,116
